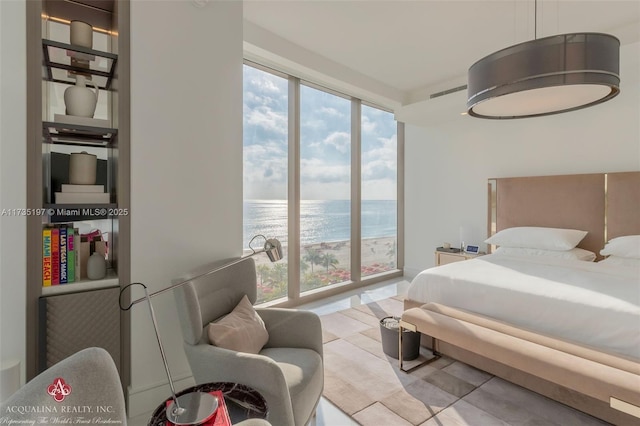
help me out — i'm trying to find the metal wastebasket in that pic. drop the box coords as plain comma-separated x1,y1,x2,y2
380,316,420,360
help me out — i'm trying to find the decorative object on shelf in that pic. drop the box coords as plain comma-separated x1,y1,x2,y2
87,251,107,280
69,20,93,49
69,151,97,185
466,0,620,119
64,75,99,118
119,235,282,425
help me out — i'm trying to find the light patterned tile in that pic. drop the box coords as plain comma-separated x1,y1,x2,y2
323,370,374,416
312,397,360,426
324,339,418,400
442,361,493,387
381,379,459,425
428,354,456,370
479,378,610,426
463,387,556,426
360,326,382,342
354,402,413,426
422,369,477,398
419,399,511,426
320,311,371,338
353,297,404,318
344,331,387,360
322,329,339,344
339,306,382,328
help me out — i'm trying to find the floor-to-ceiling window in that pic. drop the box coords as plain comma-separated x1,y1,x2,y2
243,65,289,303
361,105,397,277
243,62,402,304
300,84,352,292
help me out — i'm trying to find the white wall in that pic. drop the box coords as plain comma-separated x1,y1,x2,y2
404,42,640,277
0,0,27,398
128,0,243,416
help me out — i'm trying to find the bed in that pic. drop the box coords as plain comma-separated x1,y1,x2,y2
400,171,640,425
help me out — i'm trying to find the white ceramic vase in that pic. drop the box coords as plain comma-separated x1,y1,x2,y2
87,252,107,280
64,75,99,118
69,151,97,185
70,20,93,48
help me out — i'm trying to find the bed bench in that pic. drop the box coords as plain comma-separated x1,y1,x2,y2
400,303,640,425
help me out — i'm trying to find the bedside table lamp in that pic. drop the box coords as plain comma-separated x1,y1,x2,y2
120,235,282,425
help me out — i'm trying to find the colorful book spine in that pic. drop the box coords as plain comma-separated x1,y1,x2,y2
59,227,68,284
75,229,81,282
51,227,60,285
67,226,75,283
42,228,52,287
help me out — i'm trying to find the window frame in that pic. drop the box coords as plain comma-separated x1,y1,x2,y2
243,60,404,307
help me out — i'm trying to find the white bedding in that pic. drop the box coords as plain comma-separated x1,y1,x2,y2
407,254,640,359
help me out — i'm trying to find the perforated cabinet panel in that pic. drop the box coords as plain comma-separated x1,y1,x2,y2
39,287,121,373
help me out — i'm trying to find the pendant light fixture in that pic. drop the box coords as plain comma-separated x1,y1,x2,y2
466,0,620,119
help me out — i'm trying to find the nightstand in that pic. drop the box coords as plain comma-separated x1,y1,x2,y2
435,249,483,266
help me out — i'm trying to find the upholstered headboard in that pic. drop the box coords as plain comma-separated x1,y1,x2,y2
488,171,640,258
607,172,640,241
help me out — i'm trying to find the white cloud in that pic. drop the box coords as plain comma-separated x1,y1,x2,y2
246,106,287,135
320,106,344,118
301,158,350,183
322,131,350,154
248,76,282,95
244,143,288,199
361,115,377,133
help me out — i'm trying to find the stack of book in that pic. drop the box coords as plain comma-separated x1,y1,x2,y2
42,225,106,286
55,184,109,204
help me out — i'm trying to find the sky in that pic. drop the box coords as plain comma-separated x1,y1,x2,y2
243,65,397,201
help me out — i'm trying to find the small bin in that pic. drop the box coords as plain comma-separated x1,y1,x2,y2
380,316,420,361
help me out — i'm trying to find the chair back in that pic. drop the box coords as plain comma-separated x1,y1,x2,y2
174,257,257,345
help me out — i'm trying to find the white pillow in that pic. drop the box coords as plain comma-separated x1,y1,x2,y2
494,246,596,262
600,235,640,259
485,227,588,251
598,256,640,267
208,295,269,354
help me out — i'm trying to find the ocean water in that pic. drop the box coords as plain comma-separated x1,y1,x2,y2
243,199,397,246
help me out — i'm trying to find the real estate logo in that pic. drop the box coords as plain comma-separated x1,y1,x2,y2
47,377,71,402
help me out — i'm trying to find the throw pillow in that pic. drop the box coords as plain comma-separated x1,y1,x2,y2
208,295,268,354
484,226,588,251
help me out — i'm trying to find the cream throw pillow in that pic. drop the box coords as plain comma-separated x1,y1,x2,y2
207,295,269,354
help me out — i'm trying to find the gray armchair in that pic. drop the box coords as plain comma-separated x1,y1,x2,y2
173,257,324,426
0,347,127,424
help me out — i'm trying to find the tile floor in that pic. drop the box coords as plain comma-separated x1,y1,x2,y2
301,278,413,426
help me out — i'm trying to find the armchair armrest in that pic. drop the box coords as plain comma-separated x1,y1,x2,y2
256,308,323,357
185,343,289,390
183,343,295,426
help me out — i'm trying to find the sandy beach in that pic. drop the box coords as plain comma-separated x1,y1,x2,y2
251,236,396,270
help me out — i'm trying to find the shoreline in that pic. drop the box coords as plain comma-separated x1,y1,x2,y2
251,236,397,272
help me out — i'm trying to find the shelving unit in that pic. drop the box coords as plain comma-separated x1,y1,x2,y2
42,38,118,90
41,35,119,234
26,0,130,382
41,268,119,296
43,121,118,147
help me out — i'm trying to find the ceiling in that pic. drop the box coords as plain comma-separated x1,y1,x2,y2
243,0,640,108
